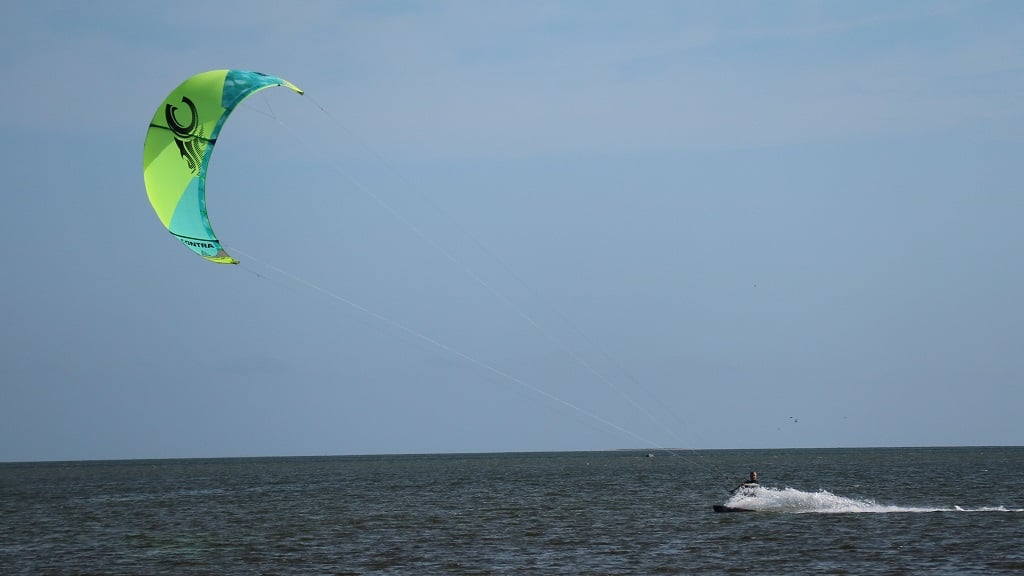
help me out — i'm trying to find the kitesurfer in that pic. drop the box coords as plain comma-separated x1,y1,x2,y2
732,471,759,494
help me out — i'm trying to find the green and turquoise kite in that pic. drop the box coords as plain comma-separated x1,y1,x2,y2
143,69,303,264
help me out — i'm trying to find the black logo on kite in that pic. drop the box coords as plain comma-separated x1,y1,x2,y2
165,96,206,174
180,238,216,250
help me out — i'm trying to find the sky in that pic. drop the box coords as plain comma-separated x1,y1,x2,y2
2,0,1022,461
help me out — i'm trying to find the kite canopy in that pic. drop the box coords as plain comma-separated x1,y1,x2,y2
143,69,303,264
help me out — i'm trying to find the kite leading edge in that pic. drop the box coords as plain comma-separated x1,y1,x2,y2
143,69,303,264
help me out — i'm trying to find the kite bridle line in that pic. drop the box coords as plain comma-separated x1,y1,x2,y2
229,245,663,452
228,88,735,486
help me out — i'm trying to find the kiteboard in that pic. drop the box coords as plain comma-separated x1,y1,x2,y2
713,505,755,513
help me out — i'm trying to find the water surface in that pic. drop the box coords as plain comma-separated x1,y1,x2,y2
2,447,1021,574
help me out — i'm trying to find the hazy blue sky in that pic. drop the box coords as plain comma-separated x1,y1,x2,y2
2,1,1022,461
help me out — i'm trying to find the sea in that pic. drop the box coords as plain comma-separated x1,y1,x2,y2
1,447,1021,575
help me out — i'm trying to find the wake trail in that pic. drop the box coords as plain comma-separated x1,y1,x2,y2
724,486,1024,514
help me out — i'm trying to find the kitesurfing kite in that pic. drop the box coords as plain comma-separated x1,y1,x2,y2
143,69,303,264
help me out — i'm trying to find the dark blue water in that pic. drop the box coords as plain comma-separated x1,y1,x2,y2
2,447,1022,574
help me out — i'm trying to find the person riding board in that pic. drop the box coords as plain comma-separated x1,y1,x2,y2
731,471,759,494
